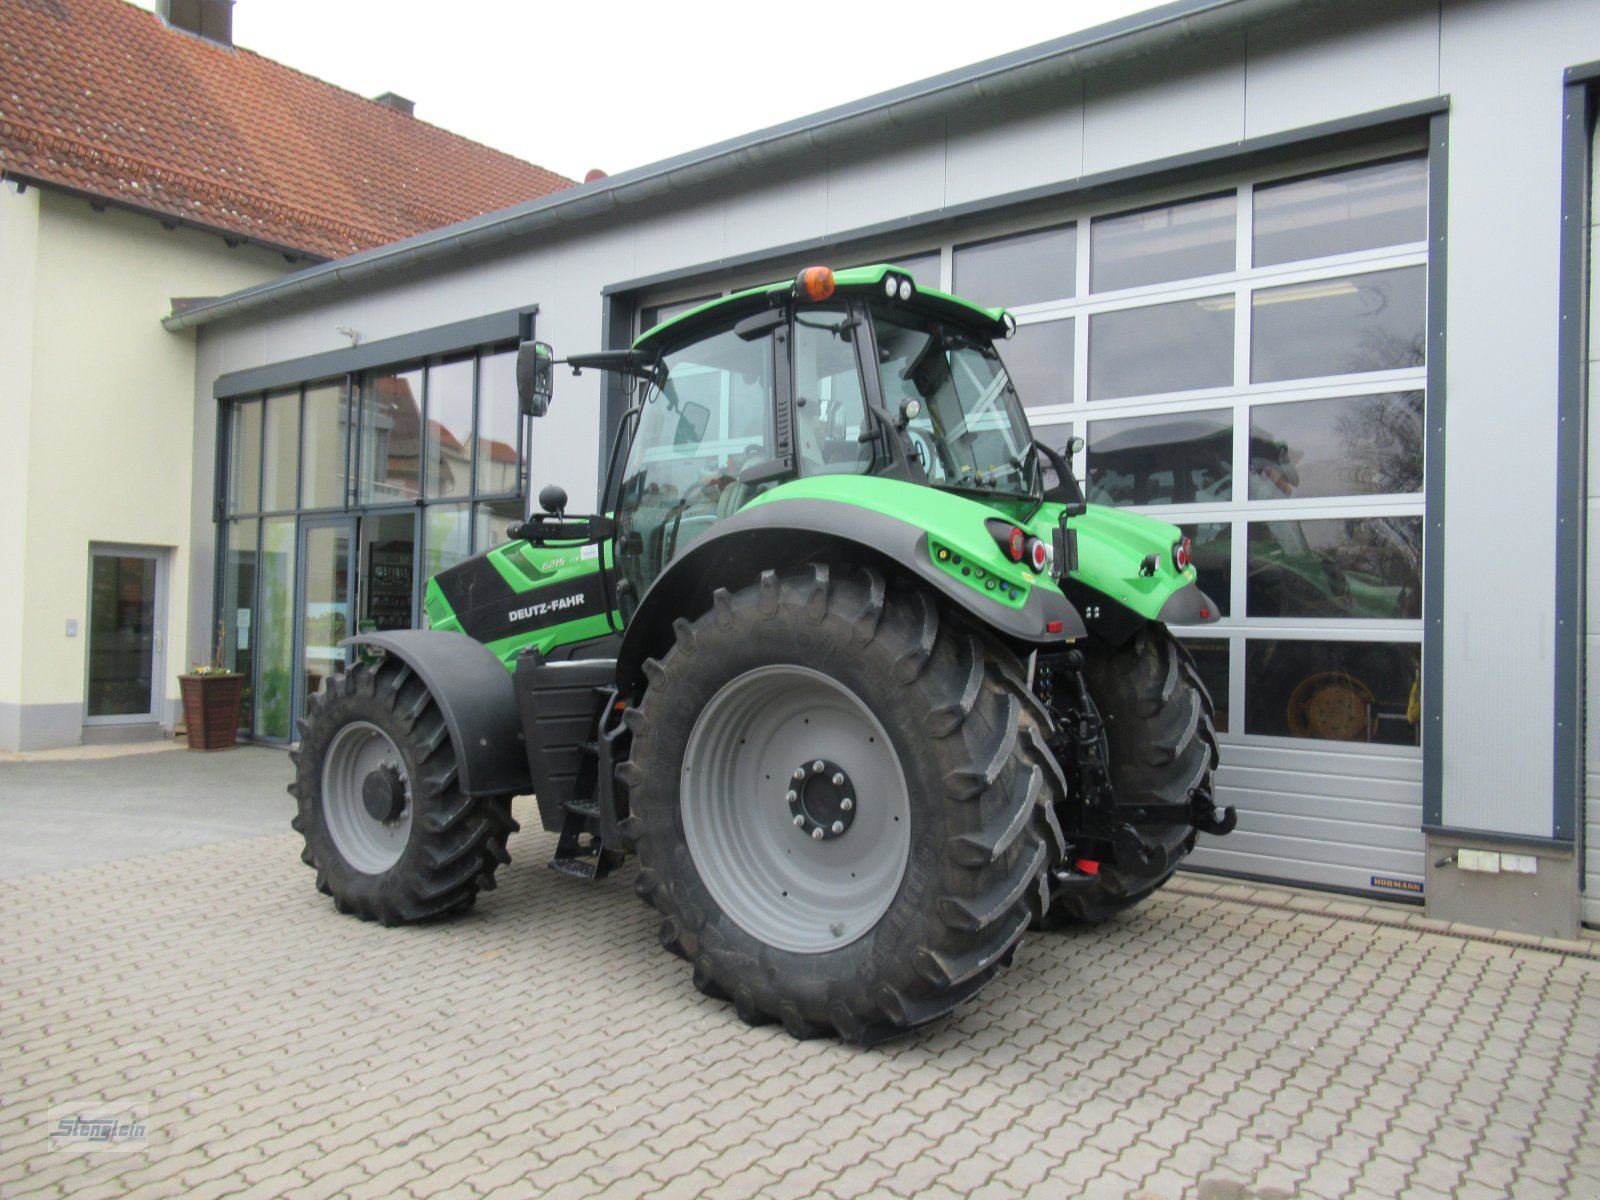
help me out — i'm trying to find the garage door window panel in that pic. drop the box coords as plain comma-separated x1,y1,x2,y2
1251,267,1426,383
1253,156,1428,268
1088,297,1234,401
954,225,1076,309
1086,409,1232,505
1249,392,1424,500
1245,638,1420,747
1000,319,1074,408
1091,193,1236,293
1246,516,1423,620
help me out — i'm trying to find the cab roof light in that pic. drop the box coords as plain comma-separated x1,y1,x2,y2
796,266,835,302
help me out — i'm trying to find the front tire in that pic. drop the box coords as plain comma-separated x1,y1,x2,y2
1039,625,1218,927
289,657,518,925
618,566,1065,1043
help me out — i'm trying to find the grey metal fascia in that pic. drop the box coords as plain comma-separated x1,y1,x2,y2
162,0,1319,333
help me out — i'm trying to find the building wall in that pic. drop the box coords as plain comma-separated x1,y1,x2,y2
186,0,1600,918
0,183,41,749
1,188,289,749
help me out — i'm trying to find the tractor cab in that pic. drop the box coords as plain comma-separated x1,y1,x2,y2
599,265,1045,618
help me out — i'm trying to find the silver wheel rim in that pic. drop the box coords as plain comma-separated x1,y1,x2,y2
681,665,911,954
321,721,413,874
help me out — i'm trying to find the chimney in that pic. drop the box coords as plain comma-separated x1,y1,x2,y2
157,0,234,47
374,93,416,117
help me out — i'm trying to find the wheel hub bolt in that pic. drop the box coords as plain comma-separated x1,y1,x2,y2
786,757,857,842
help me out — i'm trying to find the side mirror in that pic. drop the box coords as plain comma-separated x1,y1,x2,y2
516,341,554,417
675,401,710,448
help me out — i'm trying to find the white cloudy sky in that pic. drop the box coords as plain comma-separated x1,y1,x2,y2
132,0,1164,181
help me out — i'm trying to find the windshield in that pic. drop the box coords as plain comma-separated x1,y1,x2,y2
871,305,1039,499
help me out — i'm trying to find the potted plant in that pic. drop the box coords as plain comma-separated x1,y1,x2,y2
178,622,244,751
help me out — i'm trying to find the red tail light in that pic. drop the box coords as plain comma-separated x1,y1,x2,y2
1026,537,1048,573
1173,537,1192,571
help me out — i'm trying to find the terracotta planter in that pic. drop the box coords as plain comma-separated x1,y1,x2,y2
178,673,244,751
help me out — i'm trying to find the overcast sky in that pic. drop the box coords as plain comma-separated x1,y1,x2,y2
132,0,1165,181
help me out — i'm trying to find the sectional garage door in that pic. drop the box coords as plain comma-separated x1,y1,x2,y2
962,150,1431,897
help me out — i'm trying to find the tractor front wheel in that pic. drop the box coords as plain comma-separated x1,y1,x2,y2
290,657,518,925
618,566,1064,1043
1037,625,1219,927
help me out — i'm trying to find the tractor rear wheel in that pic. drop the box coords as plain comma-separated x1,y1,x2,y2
617,566,1065,1043
289,657,518,925
1038,625,1219,927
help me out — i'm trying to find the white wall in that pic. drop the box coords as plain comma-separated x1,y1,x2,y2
7,191,288,747
0,184,41,745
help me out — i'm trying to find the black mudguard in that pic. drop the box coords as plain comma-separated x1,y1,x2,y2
340,630,532,798
615,497,1086,698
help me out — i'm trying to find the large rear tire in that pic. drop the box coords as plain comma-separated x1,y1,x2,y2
1038,624,1218,927
289,657,518,926
617,566,1065,1043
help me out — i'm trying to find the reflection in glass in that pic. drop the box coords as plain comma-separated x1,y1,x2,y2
261,389,300,512
474,499,525,555
1031,422,1075,496
888,252,941,288
1254,156,1427,267
476,350,521,496
255,516,296,740
358,368,423,502
424,505,472,579
1250,393,1424,500
360,513,415,635
641,294,719,334
1245,638,1420,745
300,523,352,714
795,304,871,476
1180,637,1230,733
997,319,1073,408
954,225,1075,308
1091,193,1235,293
229,401,262,515
1247,516,1423,620
300,381,348,509
1251,267,1425,382
426,358,475,500
222,521,257,730
86,554,156,717
1088,297,1233,400
1177,523,1231,616
1086,410,1233,506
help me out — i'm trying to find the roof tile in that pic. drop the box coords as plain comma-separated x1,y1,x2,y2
0,0,573,258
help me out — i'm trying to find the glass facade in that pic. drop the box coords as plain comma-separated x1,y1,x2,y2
219,344,526,741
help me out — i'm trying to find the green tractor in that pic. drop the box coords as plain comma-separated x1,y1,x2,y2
290,264,1233,1042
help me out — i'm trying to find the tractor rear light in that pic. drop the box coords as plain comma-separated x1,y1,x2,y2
1026,537,1048,573
884,275,899,297
1173,537,1192,571
796,266,835,301
1007,527,1025,561
1075,859,1100,875
1046,620,1064,634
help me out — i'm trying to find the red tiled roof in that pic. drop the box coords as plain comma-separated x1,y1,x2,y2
0,0,573,259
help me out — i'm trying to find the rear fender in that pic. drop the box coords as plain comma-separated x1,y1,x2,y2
615,498,1085,698
340,630,532,798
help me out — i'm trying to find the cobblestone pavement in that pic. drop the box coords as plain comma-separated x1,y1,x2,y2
3,796,1599,1199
